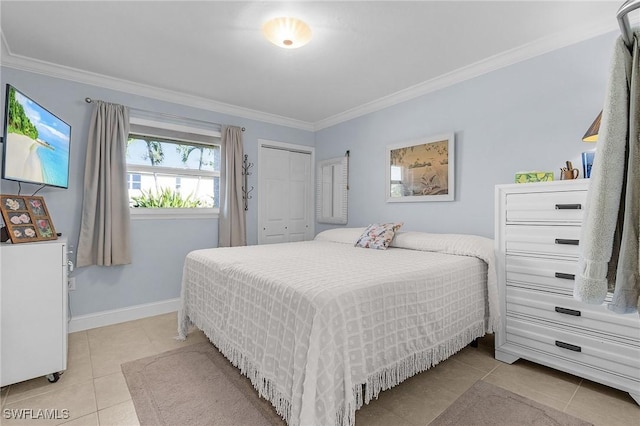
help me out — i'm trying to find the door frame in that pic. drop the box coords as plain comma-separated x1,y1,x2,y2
257,139,315,245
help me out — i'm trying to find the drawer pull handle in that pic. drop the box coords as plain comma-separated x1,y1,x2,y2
555,341,581,352
555,238,579,245
555,306,581,316
555,204,582,210
555,272,575,280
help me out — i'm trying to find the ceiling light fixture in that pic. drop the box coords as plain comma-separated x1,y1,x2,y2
262,17,311,49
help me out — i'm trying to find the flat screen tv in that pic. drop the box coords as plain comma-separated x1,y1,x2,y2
2,84,71,189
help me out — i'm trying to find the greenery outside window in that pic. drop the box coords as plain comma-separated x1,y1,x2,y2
126,119,221,219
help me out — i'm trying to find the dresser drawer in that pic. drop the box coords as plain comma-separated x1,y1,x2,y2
506,318,640,381
506,190,587,223
505,225,581,257
506,255,576,293
506,286,640,343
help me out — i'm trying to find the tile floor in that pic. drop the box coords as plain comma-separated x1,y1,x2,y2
1,312,638,425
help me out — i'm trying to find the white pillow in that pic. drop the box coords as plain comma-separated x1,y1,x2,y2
390,231,493,254
314,227,367,245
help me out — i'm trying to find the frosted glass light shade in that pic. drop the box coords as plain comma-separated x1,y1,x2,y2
262,17,311,49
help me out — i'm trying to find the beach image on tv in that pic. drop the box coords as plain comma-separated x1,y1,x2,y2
3,86,70,188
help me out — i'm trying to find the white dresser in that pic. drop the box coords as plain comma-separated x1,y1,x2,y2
1,238,69,386
494,180,640,405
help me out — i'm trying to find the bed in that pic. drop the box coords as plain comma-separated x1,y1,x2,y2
178,227,499,426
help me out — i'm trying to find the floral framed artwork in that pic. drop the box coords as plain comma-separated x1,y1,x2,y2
0,195,57,243
386,133,455,202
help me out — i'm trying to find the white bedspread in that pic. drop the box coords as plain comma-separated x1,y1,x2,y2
178,233,498,426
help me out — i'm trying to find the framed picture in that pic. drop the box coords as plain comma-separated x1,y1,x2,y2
386,133,455,202
0,195,57,243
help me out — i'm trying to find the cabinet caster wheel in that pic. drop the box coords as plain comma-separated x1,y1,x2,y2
46,372,60,383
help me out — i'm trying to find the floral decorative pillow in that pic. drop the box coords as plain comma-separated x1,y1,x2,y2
355,222,403,250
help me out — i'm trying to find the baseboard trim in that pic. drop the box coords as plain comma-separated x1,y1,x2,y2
68,298,180,332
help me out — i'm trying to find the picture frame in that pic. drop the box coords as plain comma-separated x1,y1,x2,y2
386,133,455,202
0,195,57,243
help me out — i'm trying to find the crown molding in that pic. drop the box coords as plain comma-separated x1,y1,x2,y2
0,33,314,132
313,21,620,131
1,19,624,134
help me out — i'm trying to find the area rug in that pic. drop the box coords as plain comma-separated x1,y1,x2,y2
429,380,592,426
123,343,593,426
121,342,285,426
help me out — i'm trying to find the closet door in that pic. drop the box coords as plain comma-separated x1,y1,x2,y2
258,144,313,244
261,147,290,244
287,151,312,242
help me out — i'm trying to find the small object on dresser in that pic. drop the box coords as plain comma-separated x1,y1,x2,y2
582,151,595,178
515,171,554,184
560,161,579,180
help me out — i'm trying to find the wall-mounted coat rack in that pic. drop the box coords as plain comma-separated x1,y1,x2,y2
242,154,254,211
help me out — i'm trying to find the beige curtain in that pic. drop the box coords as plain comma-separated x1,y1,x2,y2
77,101,132,267
218,126,246,247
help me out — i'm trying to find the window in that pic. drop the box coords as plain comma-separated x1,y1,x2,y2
126,118,221,219
127,173,141,190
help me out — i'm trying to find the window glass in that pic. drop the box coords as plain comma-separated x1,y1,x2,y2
126,134,221,209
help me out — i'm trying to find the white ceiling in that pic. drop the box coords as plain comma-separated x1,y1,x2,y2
0,1,631,130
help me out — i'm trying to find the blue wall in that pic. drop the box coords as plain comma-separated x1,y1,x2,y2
0,30,617,319
315,31,617,237
0,68,314,317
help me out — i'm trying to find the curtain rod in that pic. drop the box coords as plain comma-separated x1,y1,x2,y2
617,0,640,49
84,97,245,132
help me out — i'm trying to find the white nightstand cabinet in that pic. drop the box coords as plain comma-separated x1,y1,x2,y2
1,238,69,387
494,181,640,405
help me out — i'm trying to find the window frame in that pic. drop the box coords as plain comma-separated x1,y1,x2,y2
127,117,222,221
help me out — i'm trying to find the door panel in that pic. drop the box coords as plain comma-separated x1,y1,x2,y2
259,146,312,244
288,152,311,240
261,148,289,243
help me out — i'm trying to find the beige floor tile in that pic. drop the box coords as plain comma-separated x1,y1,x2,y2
133,311,177,332
414,358,486,397
94,372,131,411
59,412,99,426
449,344,501,373
565,380,640,426
90,342,160,378
2,380,96,426
57,358,94,389
97,400,139,426
391,370,461,402
66,335,93,386
483,359,580,410
138,312,203,341
68,331,91,362
6,376,68,406
133,311,210,352
86,320,140,343
88,326,152,353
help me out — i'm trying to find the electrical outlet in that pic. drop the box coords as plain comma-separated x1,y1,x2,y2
68,277,76,291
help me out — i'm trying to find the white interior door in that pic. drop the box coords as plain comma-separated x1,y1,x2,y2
259,142,313,244
261,147,290,244
287,151,311,242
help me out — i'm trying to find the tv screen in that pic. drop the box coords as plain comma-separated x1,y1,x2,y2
2,85,71,189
